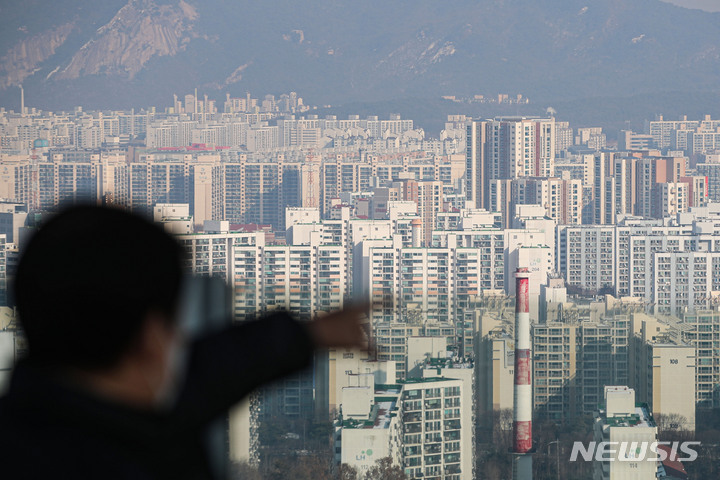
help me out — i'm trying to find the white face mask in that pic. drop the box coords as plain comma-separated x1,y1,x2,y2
150,328,189,411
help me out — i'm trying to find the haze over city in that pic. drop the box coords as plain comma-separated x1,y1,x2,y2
662,0,720,11
1,1,720,479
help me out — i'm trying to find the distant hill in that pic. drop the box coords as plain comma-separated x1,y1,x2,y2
315,91,720,139
1,0,719,114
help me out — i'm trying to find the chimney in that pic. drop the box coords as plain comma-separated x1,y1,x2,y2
512,267,533,478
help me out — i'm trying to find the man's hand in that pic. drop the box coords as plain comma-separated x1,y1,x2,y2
306,304,370,350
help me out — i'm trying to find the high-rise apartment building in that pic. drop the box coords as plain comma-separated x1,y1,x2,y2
486,117,555,180
554,212,720,310
656,182,689,217
233,237,347,321
336,376,471,480
618,130,655,151
127,156,189,216
0,160,32,206
487,179,513,228
556,225,616,294
474,316,514,425
0,202,27,244
326,348,396,415
416,371,474,480
465,117,555,220
363,231,505,330
555,121,573,154
679,175,708,208
668,310,720,409
687,128,720,154
647,115,701,149
511,176,582,225
533,314,630,419
396,179,443,246
631,320,695,431
634,156,685,219
334,383,403,474
465,120,488,210
373,321,458,383
611,155,638,220
696,161,720,202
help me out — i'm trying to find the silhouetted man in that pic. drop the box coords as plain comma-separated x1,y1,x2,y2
0,206,367,479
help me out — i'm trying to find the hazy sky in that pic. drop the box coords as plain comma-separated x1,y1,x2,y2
661,0,720,11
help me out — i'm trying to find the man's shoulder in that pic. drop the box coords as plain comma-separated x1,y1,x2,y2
0,391,155,478
0,409,152,480
0,403,154,479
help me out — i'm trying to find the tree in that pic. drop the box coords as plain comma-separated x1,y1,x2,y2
363,457,407,480
491,408,514,449
262,454,332,480
229,461,262,480
337,464,359,480
476,409,514,480
654,413,692,441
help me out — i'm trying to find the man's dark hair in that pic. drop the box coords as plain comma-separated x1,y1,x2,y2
15,206,185,370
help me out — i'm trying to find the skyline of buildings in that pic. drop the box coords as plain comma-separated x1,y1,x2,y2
2,100,720,478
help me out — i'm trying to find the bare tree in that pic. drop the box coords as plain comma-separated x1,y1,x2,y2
655,412,693,442
337,464,359,480
263,454,332,480
229,461,262,480
492,408,514,450
363,457,407,480
475,409,514,480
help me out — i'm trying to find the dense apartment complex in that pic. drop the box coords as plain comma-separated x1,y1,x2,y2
5,105,720,476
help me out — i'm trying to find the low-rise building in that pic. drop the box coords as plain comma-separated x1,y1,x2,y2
335,376,472,480
593,386,658,480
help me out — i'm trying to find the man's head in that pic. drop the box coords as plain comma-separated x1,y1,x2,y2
15,206,185,374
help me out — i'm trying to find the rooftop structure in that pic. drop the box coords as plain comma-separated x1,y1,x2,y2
593,387,659,480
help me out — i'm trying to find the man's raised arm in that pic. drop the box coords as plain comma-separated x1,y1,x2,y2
171,305,368,427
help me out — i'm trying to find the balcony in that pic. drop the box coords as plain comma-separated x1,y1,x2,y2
444,464,461,475
444,420,461,431
424,444,442,454
405,446,420,456
424,400,441,409
404,413,422,423
424,434,442,444
424,455,441,466
405,424,422,434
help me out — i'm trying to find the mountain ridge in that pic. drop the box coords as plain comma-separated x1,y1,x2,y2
1,0,719,111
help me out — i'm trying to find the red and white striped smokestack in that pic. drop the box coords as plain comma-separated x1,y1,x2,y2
513,267,532,455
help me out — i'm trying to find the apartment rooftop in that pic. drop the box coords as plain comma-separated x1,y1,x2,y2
341,385,400,430
423,356,474,370
648,330,692,348
399,377,457,385
341,400,398,430
371,398,397,430
597,403,656,429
